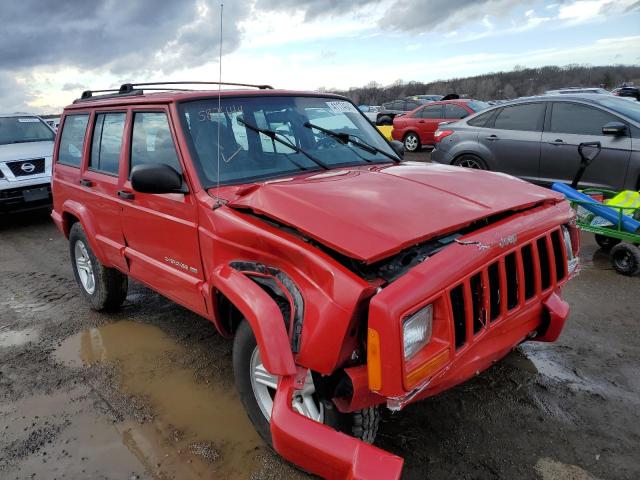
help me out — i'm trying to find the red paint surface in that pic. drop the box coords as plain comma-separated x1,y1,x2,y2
52,89,577,479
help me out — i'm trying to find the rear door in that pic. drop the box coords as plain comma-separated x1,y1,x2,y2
79,110,129,271
539,101,632,190
119,107,207,316
416,104,443,144
477,102,546,182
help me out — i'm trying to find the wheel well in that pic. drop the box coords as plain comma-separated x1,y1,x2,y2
216,291,245,335
62,212,80,237
403,130,418,140
217,276,293,337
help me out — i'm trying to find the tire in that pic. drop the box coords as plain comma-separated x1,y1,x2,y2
453,154,487,170
403,132,420,152
594,234,621,251
377,115,392,126
69,222,128,311
610,243,640,276
232,320,379,447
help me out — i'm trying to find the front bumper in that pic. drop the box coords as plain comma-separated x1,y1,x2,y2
386,291,569,410
271,373,403,480
0,182,52,212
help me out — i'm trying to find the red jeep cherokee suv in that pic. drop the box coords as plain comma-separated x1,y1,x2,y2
51,82,578,479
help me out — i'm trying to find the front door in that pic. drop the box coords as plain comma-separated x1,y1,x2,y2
119,108,207,316
539,101,632,190
477,102,546,183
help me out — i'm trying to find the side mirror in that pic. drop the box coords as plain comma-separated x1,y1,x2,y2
131,164,187,194
602,121,627,136
389,140,405,159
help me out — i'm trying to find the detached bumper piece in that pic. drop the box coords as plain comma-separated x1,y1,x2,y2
271,375,404,480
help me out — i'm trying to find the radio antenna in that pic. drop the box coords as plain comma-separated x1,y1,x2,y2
214,3,224,208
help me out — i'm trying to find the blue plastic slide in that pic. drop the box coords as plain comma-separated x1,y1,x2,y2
552,182,640,234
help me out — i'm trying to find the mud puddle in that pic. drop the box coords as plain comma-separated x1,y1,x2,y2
55,321,264,479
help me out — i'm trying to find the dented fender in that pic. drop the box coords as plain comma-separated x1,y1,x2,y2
211,264,296,376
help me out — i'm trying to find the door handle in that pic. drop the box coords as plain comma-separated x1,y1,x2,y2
485,135,499,141
79,179,93,187
117,190,135,200
418,120,425,123
551,139,564,145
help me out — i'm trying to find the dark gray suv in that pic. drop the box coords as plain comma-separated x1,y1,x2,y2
431,95,640,191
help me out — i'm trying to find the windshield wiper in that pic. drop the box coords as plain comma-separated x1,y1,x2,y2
303,122,400,163
237,118,329,170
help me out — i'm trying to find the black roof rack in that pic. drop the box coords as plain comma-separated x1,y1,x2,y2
74,81,274,104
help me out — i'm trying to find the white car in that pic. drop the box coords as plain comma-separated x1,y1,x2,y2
0,113,56,212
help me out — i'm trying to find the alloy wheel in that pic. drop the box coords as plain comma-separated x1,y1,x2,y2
458,157,484,169
74,240,95,294
249,347,324,423
404,134,419,151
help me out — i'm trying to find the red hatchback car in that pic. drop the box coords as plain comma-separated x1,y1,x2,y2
51,82,577,479
393,99,489,151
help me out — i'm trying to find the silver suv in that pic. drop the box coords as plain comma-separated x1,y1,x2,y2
0,113,56,212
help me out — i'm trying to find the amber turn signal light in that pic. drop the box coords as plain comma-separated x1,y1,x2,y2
367,328,382,391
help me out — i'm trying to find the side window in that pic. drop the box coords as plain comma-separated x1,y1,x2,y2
57,114,89,167
444,104,469,119
391,101,404,110
90,113,125,175
405,101,420,111
493,103,545,132
467,110,495,127
549,103,620,136
130,112,182,174
420,105,442,119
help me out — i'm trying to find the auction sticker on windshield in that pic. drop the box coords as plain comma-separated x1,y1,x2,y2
326,101,358,114
18,118,40,122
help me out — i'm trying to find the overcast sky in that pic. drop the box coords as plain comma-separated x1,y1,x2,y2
1,0,639,113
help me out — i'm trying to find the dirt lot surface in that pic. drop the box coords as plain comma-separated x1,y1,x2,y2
1,153,639,479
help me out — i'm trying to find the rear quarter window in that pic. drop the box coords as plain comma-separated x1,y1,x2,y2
57,114,89,167
467,110,494,127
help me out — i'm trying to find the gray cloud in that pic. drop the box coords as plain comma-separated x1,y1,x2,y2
61,82,85,92
0,0,247,74
0,0,251,111
382,0,549,32
255,0,381,21
0,72,37,113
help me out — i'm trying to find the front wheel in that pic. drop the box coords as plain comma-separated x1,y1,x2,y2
69,222,128,311
403,132,420,152
232,320,379,447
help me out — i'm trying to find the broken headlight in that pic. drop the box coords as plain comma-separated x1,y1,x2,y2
562,225,579,275
402,304,433,359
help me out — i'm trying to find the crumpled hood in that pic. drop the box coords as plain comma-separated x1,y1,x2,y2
229,163,563,263
0,141,54,162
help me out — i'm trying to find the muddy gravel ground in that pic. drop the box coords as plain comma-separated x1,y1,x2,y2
1,173,639,478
